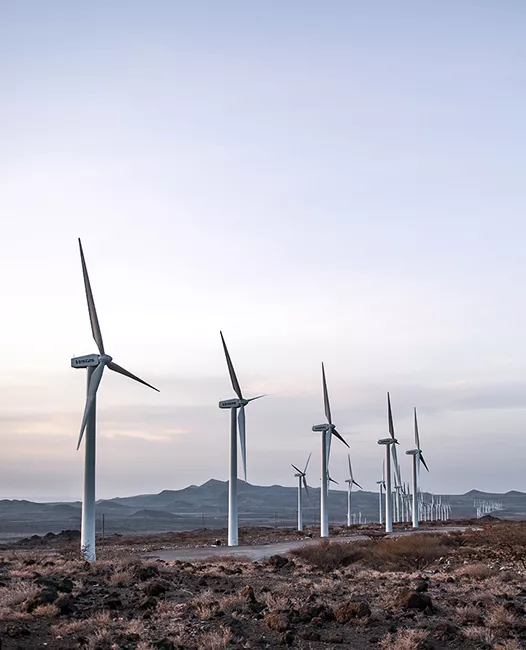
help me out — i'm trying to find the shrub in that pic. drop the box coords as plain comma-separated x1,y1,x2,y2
366,534,449,571
291,540,365,572
480,523,526,569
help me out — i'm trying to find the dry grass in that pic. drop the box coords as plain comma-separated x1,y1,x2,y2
291,539,365,571
379,629,428,649
456,562,495,580
486,604,522,630
197,626,232,650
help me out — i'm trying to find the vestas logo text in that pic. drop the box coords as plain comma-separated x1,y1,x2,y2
75,358,96,364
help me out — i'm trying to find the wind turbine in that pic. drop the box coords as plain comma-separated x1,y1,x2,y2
218,332,264,547
291,453,311,532
376,461,386,525
72,239,159,562
406,407,429,528
345,453,362,527
312,363,349,538
377,392,398,533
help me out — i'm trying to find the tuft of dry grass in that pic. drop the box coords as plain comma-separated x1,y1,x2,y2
291,539,364,572
486,604,521,630
456,562,495,580
198,626,232,650
379,628,428,650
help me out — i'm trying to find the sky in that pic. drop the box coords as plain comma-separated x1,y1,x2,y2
1,1,526,501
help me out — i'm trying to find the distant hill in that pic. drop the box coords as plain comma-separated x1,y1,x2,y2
0,481,525,542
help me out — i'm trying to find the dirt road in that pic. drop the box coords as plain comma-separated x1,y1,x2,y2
145,525,477,562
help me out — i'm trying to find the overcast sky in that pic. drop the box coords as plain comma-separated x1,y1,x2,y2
2,1,526,501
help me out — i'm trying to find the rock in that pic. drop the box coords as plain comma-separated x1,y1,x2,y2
280,630,295,646
134,564,160,581
324,632,344,644
394,590,433,611
24,586,59,612
333,600,371,623
446,576,455,583
413,579,428,593
213,539,222,546
139,595,158,610
58,578,74,593
152,638,175,650
241,585,256,603
102,592,123,610
143,580,169,597
268,555,289,569
55,595,75,615
264,612,289,632
5,623,30,638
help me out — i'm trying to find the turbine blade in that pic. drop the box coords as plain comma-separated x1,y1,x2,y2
353,480,363,489
77,395,96,449
302,476,312,505
220,331,243,400
303,452,312,474
107,362,159,392
78,238,105,355
77,363,105,449
247,394,265,402
414,407,420,449
329,477,338,485
321,362,332,424
332,428,350,448
420,452,430,472
347,453,353,480
387,391,395,439
325,428,332,462
291,463,303,474
238,405,247,482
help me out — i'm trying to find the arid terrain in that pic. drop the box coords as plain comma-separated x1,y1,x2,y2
0,520,525,649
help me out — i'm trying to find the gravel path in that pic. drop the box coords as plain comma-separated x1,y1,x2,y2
145,525,477,562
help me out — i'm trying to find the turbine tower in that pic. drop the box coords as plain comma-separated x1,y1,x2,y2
218,332,264,547
377,392,399,533
312,363,349,538
345,453,362,527
405,407,429,529
291,453,311,532
72,239,159,562
376,462,386,525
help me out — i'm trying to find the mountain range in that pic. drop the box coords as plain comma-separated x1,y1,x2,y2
0,479,524,542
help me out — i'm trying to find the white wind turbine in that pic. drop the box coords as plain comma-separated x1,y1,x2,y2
72,239,159,562
218,332,264,547
291,453,311,532
345,453,362,527
312,363,349,538
377,392,399,533
405,407,429,529
376,462,386,525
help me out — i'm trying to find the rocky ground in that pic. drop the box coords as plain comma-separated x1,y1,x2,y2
0,520,524,649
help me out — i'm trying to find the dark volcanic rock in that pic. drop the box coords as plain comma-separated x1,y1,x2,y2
394,590,433,611
55,594,75,615
143,579,169,597
268,555,289,569
24,586,59,611
241,585,256,603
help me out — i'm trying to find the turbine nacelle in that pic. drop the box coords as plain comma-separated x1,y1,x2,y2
378,437,397,445
312,423,329,432
219,398,246,409
71,354,99,368
406,449,419,456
